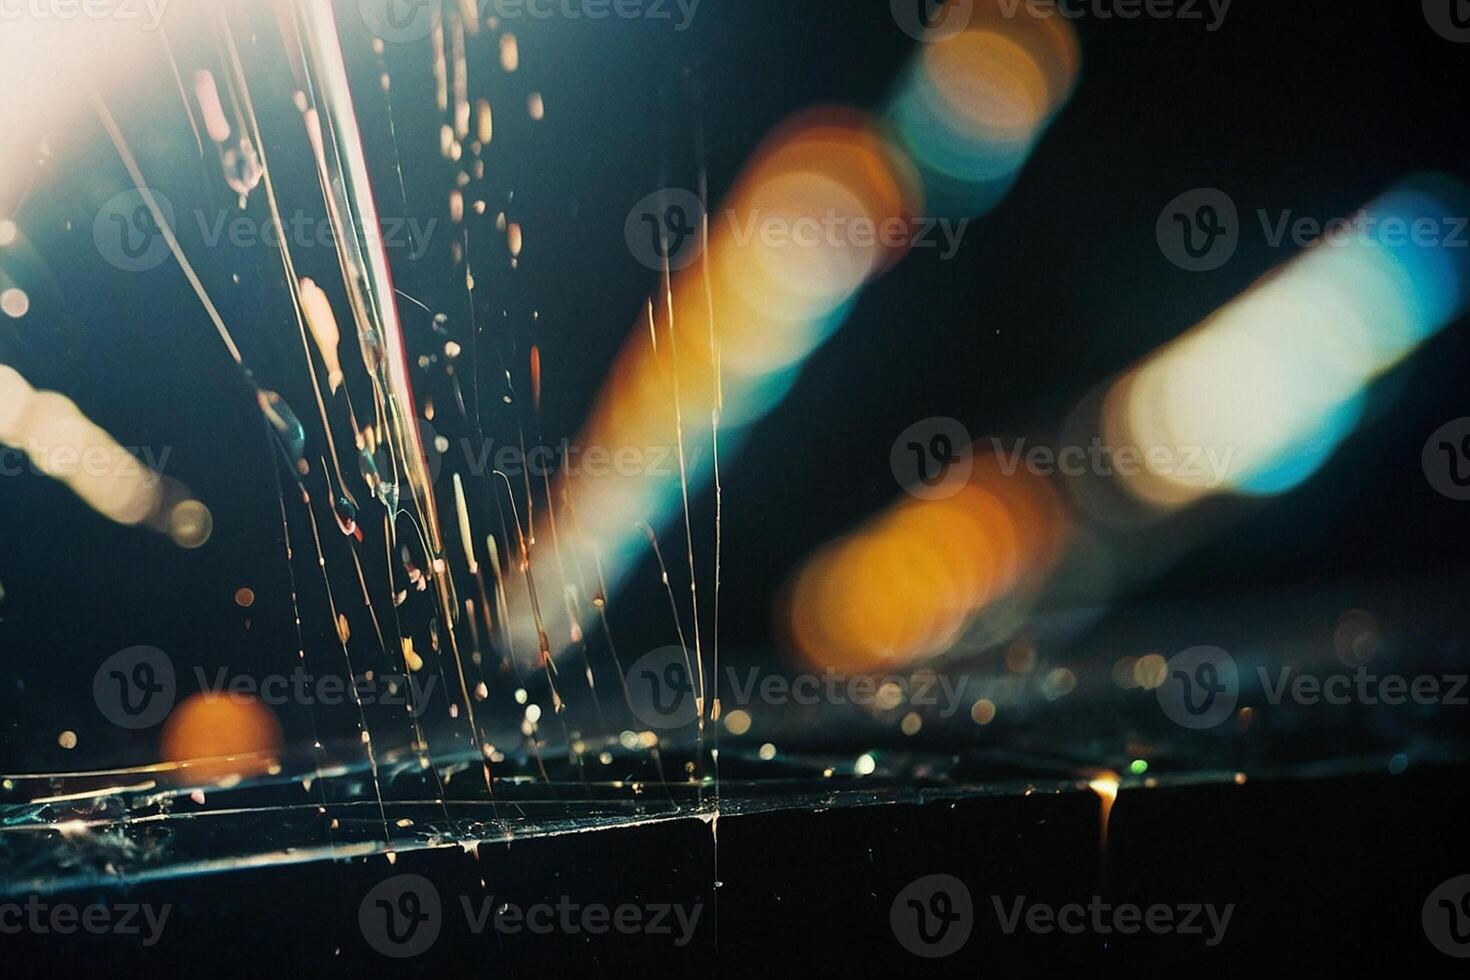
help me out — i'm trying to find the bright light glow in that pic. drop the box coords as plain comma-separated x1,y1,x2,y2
0,287,28,319
888,1,1080,214
564,109,922,593
786,451,1068,673
0,362,208,538
0,17,163,206
1106,175,1470,507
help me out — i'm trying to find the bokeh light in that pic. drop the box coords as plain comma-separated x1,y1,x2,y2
160,693,285,785
888,0,1080,214
0,362,198,531
785,449,1068,673
561,108,923,598
1103,174,1470,509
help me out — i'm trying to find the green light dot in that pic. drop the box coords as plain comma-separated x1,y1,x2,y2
1129,759,1149,776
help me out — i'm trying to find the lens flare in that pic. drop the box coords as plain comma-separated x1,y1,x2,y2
888,0,1080,214
160,693,284,784
564,109,923,588
785,449,1068,673
0,363,207,536
1104,175,1470,508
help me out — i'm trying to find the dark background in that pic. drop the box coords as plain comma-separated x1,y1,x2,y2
6,768,1469,975
1,0,1468,759
0,0,1468,973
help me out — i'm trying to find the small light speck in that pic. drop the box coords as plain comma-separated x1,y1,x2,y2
58,730,77,749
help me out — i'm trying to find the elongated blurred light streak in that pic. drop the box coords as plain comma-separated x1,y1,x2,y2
1105,175,1470,508
0,363,208,539
527,10,1079,658
560,111,920,599
785,451,1068,673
